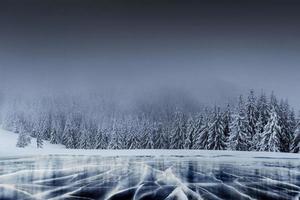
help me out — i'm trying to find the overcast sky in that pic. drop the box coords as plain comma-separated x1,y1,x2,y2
0,0,300,108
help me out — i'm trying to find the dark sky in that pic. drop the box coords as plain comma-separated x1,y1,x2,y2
0,0,300,107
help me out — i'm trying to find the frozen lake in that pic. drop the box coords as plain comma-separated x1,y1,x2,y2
0,153,300,200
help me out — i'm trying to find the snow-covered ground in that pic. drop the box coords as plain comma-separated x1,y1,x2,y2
0,128,300,159
0,128,66,156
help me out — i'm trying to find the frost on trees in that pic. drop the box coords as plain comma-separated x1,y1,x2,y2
258,108,282,152
246,90,258,141
153,122,168,149
170,111,187,149
194,115,209,149
16,126,31,148
207,107,226,150
253,92,270,151
223,104,232,139
229,96,250,151
0,89,298,152
63,117,78,149
291,126,300,153
184,116,196,149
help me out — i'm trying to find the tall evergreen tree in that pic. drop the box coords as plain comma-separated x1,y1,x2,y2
194,114,209,149
278,100,292,152
246,90,258,140
170,111,186,149
229,95,250,151
258,108,282,152
49,117,62,144
79,122,90,149
207,107,226,150
154,122,168,149
16,126,31,148
62,117,77,149
256,92,270,133
223,104,231,139
184,116,196,149
291,125,300,153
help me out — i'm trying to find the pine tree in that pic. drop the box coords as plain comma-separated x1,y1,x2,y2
194,115,209,149
278,100,292,152
291,126,300,153
223,104,231,139
253,114,264,151
184,116,196,149
62,117,77,149
128,132,141,149
36,118,45,148
36,131,43,148
246,90,258,140
49,114,63,144
288,109,297,152
207,107,226,150
229,96,250,151
145,130,154,149
79,122,89,149
258,108,282,152
108,125,122,149
154,122,167,149
94,127,103,149
270,91,279,112
16,126,31,148
256,92,270,133
170,111,186,149
253,92,270,151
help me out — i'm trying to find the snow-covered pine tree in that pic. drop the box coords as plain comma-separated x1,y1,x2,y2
49,117,62,144
62,117,77,149
184,116,196,149
145,130,154,149
291,125,300,153
79,122,90,149
100,130,110,149
107,130,120,149
288,109,297,152
16,125,31,148
256,92,270,133
278,100,292,152
128,131,141,149
229,95,250,151
170,111,186,149
252,113,264,151
154,122,167,149
107,118,123,149
258,107,282,152
36,131,43,148
246,90,258,141
207,106,226,150
94,125,103,149
139,119,151,149
270,91,279,112
223,104,231,139
194,114,210,149
253,92,270,151
35,117,47,148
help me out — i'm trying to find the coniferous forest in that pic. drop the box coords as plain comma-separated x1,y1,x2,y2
1,90,300,153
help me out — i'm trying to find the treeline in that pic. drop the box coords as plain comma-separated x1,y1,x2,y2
1,90,300,152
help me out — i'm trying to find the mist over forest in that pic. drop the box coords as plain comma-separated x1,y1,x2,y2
0,88,299,153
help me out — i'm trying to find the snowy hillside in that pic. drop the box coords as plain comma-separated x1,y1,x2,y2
0,128,65,156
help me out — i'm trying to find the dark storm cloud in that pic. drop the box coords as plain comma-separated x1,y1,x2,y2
0,0,300,107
